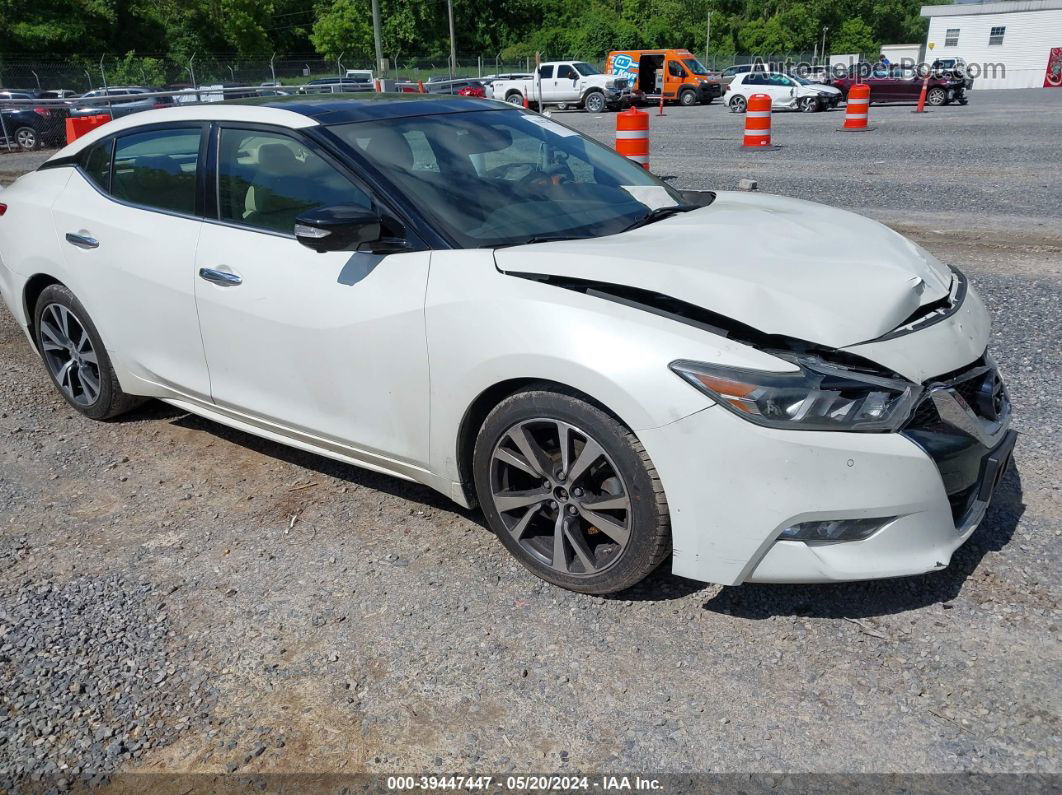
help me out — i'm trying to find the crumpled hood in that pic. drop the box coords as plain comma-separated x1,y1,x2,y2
493,191,953,350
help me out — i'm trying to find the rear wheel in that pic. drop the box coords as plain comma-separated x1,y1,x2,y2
583,91,606,113
33,284,143,420
505,92,524,106
927,87,947,106
729,95,747,113
14,126,40,151
473,388,670,594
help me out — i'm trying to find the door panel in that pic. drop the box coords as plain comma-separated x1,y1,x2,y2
194,225,431,465
50,145,208,398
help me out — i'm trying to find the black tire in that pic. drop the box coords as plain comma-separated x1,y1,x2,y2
583,91,606,113
14,126,41,151
927,87,947,106
505,92,524,106
729,95,747,113
678,89,697,107
33,284,143,420
473,387,670,594
798,96,819,113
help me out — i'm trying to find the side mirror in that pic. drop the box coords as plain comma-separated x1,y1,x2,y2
294,205,383,253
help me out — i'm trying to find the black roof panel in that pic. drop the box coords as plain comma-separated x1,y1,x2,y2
228,92,513,124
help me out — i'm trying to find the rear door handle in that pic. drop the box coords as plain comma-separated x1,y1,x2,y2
65,232,99,249
198,267,242,287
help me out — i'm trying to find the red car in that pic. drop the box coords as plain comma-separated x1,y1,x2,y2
832,65,968,106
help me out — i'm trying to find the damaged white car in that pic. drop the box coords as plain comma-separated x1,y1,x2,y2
0,95,1014,594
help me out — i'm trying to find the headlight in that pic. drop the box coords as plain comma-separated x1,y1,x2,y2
670,356,921,432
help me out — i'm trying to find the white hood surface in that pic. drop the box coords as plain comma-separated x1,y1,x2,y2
493,191,953,351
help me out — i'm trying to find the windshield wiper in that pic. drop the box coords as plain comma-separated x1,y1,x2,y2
621,204,698,233
491,234,592,250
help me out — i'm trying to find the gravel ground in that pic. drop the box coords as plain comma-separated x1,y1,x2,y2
0,88,1059,786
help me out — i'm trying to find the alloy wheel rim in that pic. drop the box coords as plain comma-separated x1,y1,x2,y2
16,129,36,148
39,303,101,407
489,418,632,577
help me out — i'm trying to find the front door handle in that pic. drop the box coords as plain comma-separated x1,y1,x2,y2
65,232,99,250
198,267,242,287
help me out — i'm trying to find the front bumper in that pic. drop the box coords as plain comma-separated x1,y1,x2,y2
637,357,1013,586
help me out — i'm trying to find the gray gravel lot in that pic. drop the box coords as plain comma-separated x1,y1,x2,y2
0,88,1059,786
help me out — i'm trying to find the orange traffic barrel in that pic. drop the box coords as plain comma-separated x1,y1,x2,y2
842,83,872,131
65,114,110,144
742,93,772,148
418,80,426,93
615,107,650,169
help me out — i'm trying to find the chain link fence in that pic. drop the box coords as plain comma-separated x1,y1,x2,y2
1,50,831,153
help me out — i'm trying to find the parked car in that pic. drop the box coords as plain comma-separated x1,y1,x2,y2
726,71,838,112
717,64,760,88
0,105,68,150
606,49,722,106
68,87,175,118
491,61,630,112
0,95,1013,594
0,89,41,102
344,69,375,85
425,78,487,98
931,58,974,90
297,77,375,95
832,66,968,106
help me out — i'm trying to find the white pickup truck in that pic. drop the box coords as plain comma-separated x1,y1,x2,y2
489,61,631,113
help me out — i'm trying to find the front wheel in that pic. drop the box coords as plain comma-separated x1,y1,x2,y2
729,95,747,113
927,87,947,106
473,388,670,594
33,284,143,420
798,96,820,113
583,91,606,113
678,90,697,107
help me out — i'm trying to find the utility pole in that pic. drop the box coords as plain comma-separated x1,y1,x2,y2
371,0,384,77
821,26,829,62
704,12,711,65
447,0,457,79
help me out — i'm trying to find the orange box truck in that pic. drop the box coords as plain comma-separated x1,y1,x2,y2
606,49,723,106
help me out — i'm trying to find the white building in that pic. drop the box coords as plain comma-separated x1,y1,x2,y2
921,0,1062,88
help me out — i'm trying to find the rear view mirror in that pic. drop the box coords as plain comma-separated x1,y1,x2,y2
295,205,382,253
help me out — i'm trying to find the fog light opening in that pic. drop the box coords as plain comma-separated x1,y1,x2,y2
779,517,895,543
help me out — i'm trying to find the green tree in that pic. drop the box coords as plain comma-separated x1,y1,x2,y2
310,0,375,62
829,18,877,57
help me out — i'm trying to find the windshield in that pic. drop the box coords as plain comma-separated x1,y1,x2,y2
682,58,710,76
789,74,813,85
328,109,683,248
572,62,601,76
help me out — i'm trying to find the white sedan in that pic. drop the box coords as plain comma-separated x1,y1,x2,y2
0,95,1014,594
727,70,842,112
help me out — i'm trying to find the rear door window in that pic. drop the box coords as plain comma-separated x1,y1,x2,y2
80,139,113,191
111,128,201,215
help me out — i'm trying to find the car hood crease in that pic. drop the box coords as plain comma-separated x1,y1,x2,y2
493,191,953,350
